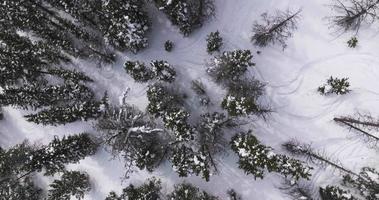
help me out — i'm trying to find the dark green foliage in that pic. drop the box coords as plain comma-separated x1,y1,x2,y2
0,83,94,110
47,68,93,83
206,31,223,53
96,103,165,174
343,167,379,200
49,0,150,52
153,0,214,36
168,182,219,200
0,177,43,200
207,50,254,84
106,178,162,200
252,10,301,49
319,186,356,200
150,60,176,83
165,40,174,52
231,132,312,181
124,61,153,83
170,145,212,181
318,76,350,95
48,171,91,200
27,133,98,175
163,109,194,142
25,101,105,125
347,37,358,48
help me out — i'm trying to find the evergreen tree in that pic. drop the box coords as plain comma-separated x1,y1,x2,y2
342,167,379,200
25,100,105,126
0,83,94,110
150,60,176,83
206,31,223,53
347,37,358,48
165,40,174,52
168,182,219,200
48,171,91,200
207,50,254,84
231,132,312,181
96,103,165,174
0,177,43,200
26,133,98,175
124,61,153,83
252,9,301,48
319,186,357,200
106,177,162,200
153,0,214,36
163,108,194,142
318,76,350,95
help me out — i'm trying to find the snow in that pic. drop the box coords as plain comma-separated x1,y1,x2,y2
1,0,379,199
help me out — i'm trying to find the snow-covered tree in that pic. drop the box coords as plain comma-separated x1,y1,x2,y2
318,76,350,95
231,132,312,181
106,177,162,200
124,61,153,83
163,109,194,142
48,171,91,200
342,167,379,200
207,50,254,84
347,37,358,48
150,60,176,83
206,31,223,53
319,185,357,200
26,133,98,175
0,177,43,200
329,0,379,33
252,9,301,49
0,83,94,110
96,103,165,174
153,0,214,36
25,100,105,126
165,40,174,52
168,182,220,200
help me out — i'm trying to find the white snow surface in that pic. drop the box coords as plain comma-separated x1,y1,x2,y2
1,0,379,199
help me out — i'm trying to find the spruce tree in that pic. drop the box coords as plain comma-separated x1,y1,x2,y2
206,31,223,53
106,177,162,200
0,177,43,200
342,167,379,200
96,103,165,174
48,171,91,200
318,76,350,95
231,132,312,181
168,182,219,200
319,186,357,200
124,61,153,83
150,60,176,83
207,50,254,84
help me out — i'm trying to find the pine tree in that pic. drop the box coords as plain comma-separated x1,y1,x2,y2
153,0,213,36
48,171,91,200
165,40,174,52
25,100,105,126
124,61,153,83
0,177,43,200
96,103,165,174
106,177,162,200
150,60,176,83
319,186,357,200
207,50,254,84
0,83,94,110
26,133,98,175
252,9,301,49
318,76,350,95
206,31,223,53
231,132,312,181
168,182,220,200
342,167,379,200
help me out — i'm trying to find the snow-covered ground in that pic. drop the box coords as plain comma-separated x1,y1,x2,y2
1,0,378,199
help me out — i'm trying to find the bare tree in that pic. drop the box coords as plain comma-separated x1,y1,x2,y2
251,9,301,49
330,0,379,33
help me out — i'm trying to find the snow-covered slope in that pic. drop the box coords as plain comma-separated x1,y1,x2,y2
1,0,378,199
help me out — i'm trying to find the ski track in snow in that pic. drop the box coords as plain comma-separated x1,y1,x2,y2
1,0,379,199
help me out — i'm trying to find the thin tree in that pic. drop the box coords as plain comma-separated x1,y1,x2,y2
252,9,301,49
